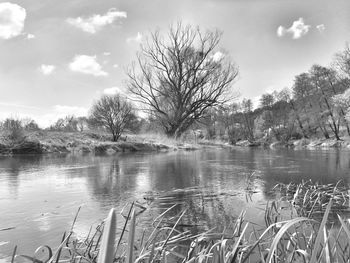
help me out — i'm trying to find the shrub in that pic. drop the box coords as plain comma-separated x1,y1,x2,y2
0,118,25,144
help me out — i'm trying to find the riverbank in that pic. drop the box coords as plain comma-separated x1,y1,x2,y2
2,130,350,156
0,131,201,155
235,136,350,149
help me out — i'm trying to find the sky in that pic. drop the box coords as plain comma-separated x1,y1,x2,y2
0,0,349,127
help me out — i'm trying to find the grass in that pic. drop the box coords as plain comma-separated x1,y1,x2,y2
274,180,350,218
10,182,350,263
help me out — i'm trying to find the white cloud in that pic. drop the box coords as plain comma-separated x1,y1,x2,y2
69,55,108,76
316,24,326,33
53,105,88,116
103,52,111,56
212,51,225,62
103,87,120,95
276,26,285,37
36,106,88,127
0,104,88,128
67,8,127,34
103,87,129,97
40,64,55,75
0,2,26,39
26,33,35,39
126,32,143,43
113,64,119,68
277,18,311,39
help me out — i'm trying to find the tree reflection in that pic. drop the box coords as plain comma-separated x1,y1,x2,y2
0,155,43,198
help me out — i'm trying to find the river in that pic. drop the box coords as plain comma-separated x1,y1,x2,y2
0,147,350,260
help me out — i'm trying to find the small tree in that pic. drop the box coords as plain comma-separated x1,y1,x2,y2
90,94,133,141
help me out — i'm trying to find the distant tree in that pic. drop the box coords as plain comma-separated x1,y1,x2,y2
124,113,143,133
310,65,342,140
333,43,350,80
259,93,274,108
0,118,25,143
293,72,330,139
127,22,238,138
90,94,134,141
22,118,40,131
76,116,88,132
50,115,79,132
333,88,350,122
239,99,255,141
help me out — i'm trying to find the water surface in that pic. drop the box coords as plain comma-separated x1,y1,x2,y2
0,147,349,260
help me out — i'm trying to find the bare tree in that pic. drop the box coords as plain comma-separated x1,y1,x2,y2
90,95,133,142
127,23,238,138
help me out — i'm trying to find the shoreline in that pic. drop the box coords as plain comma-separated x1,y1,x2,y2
0,131,203,156
2,130,350,156
234,137,350,149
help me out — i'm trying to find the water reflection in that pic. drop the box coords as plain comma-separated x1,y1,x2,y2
1,148,350,260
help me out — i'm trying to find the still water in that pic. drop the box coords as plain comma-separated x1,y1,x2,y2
0,147,350,260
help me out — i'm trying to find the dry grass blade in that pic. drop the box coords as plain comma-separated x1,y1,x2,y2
47,232,72,263
229,222,249,262
70,206,81,232
337,214,350,239
126,209,136,263
97,208,116,263
266,217,312,263
309,199,333,263
11,245,17,263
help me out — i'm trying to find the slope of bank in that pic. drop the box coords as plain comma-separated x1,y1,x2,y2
235,136,350,149
0,131,197,155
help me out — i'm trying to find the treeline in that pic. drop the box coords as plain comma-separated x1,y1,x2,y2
200,44,350,143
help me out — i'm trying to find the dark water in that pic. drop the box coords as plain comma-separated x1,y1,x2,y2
0,147,350,260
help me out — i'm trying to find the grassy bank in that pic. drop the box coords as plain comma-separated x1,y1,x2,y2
0,131,203,155
3,129,349,156
235,136,350,149
8,181,350,263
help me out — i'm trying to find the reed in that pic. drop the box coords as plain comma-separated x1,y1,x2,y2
274,180,350,218
10,182,350,263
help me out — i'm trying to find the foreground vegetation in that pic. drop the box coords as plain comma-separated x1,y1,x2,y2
9,181,350,263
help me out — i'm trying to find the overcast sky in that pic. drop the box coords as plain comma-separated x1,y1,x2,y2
0,0,349,127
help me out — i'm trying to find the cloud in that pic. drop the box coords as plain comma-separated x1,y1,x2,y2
126,32,143,43
103,87,120,95
316,24,326,33
0,102,40,110
103,52,111,56
40,64,55,75
67,8,127,34
212,51,225,62
69,55,108,76
103,87,129,97
277,18,311,39
26,33,35,39
0,2,26,39
113,64,119,68
276,26,285,37
53,105,88,116
37,105,88,127
0,104,88,128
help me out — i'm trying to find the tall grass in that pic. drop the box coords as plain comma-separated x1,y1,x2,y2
10,182,350,263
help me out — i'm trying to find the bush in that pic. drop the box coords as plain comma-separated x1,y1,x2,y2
0,118,25,144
